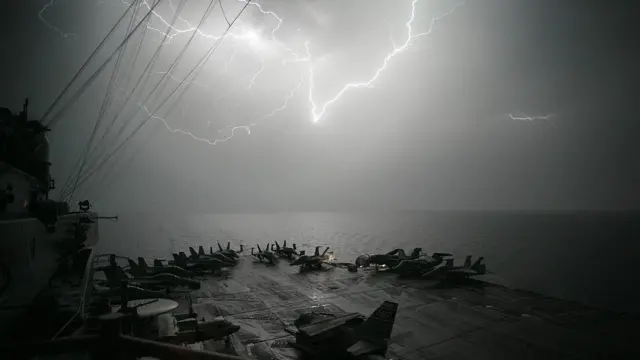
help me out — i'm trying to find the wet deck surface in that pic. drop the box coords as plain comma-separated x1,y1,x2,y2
169,254,639,360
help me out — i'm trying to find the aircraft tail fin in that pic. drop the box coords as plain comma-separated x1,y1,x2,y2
348,301,398,357
446,259,454,268
274,240,281,250
127,259,143,276
283,240,287,248
257,244,262,253
227,241,231,250
210,246,214,255
471,256,486,274
198,246,206,256
322,247,330,257
137,257,150,271
218,242,224,252
238,244,244,253
396,249,407,258
189,247,199,258
173,253,188,268
314,246,320,257
464,255,472,268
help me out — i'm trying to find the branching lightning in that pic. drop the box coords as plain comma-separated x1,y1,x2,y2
141,104,251,146
308,0,465,122
39,0,76,38
40,0,466,146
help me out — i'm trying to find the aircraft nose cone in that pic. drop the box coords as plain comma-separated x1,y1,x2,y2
230,325,241,334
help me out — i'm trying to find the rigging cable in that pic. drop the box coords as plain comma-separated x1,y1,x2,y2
219,0,231,26
64,0,144,204
72,0,190,184
69,0,213,201
73,0,253,191
56,0,172,201
73,0,220,190
44,0,164,131
84,0,148,160
74,2,162,202
41,0,138,126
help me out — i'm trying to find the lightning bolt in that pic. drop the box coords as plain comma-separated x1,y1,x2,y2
141,104,251,146
39,0,76,38
42,0,465,147
308,0,465,123
247,55,265,89
508,114,554,121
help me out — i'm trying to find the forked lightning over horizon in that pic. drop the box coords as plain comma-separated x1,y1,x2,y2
40,0,553,151
38,0,478,147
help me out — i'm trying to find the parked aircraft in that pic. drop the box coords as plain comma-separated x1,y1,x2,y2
272,240,298,259
171,251,234,274
290,246,330,270
251,244,277,264
422,255,487,280
190,246,236,264
288,301,398,359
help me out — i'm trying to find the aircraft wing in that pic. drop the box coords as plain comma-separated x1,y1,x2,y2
297,313,363,338
446,268,479,276
346,301,398,357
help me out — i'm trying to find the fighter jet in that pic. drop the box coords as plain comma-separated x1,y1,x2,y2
272,240,298,259
251,243,277,264
129,257,195,278
160,298,241,345
160,316,241,345
124,260,201,289
290,246,331,270
210,241,243,259
422,255,487,280
288,301,398,359
171,251,234,275
389,252,452,277
99,256,201,290
356,247,423,269
190,246,237,265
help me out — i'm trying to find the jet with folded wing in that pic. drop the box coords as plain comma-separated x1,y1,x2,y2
210,241,243,259
356,247,423,269
251,243,277,264
130,257,195,278
389,252,452,277
288,301,398,359
272,240,299,259
190,246,237,265
170,251,234,274
422,255,487,280
290,246,330,270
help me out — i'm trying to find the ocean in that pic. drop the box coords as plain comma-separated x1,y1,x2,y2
97,211,640,314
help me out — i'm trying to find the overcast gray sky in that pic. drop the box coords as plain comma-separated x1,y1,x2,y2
1,0,638,212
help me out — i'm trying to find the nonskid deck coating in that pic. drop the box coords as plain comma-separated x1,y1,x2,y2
168,254,638,360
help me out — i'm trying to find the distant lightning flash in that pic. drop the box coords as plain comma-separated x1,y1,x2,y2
508,113,556,128
508,114,554,121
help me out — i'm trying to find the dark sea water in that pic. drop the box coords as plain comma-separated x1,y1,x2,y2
97,211,640,314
